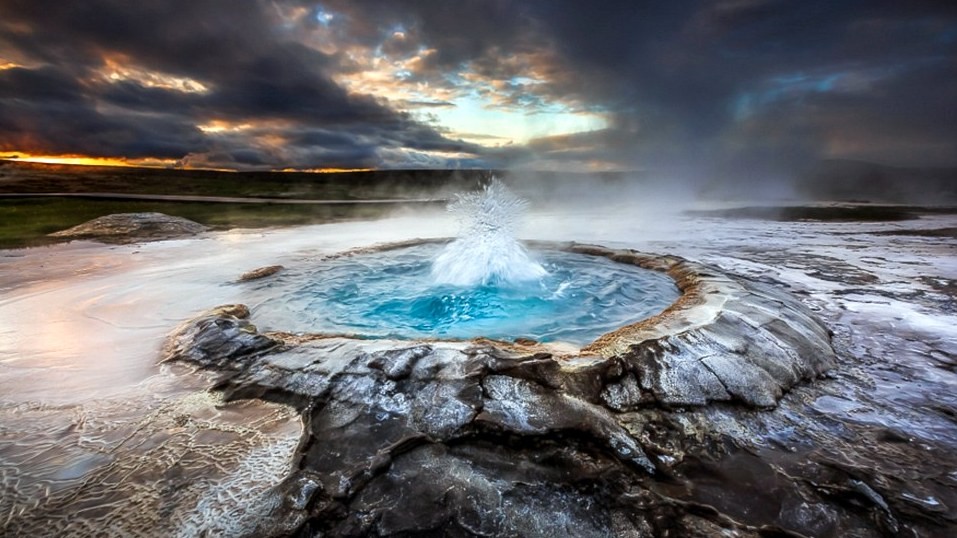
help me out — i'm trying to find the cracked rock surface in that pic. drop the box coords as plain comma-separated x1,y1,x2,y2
160,247,861,537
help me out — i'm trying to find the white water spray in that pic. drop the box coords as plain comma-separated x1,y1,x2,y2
431,179,547,287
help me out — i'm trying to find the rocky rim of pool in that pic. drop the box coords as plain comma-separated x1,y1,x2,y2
158,239,837,536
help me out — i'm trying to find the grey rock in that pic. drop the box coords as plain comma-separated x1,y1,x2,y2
238,265,284,282
161,304,281,369
49,212,207,244
576,244,837,407
600,372,645,411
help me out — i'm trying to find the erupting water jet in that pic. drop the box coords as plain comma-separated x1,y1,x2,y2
431,178,547,287
247,180,680,344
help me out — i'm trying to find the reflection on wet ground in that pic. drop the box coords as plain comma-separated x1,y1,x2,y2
1,206,956,535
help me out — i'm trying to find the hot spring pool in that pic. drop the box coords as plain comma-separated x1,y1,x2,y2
247,243,680,345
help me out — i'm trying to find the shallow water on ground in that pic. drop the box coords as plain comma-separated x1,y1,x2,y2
1,206,956,535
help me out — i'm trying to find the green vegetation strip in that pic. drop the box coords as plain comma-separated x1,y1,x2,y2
0,197,423,249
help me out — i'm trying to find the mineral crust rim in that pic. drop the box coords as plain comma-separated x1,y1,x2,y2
172,239,837,409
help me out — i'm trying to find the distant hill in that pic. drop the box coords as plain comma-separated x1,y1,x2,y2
0,159,644,200
798,159,957,203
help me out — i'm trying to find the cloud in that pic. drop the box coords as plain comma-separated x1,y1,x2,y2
0,0,953,176
0,65,208,158
0,0,487,169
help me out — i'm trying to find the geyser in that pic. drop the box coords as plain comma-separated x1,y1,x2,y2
431,179,546,287
157,200,841,536
250,242,680,344
247,180,680,344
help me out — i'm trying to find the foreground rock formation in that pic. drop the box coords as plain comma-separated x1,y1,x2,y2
49,212,207,244
5,214,956,538
159,244,862,536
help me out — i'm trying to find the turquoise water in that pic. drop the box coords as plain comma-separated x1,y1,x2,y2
250,243,680,345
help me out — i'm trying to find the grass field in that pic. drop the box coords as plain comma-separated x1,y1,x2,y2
0,197,437,249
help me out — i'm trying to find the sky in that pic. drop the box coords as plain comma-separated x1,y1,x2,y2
0,0,954,179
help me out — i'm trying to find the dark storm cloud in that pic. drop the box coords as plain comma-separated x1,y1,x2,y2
0,65,207,158
521,0,957,175
282,0,956,175
0,0,953,175
0,0,486,168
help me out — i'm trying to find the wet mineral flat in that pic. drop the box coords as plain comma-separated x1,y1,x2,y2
1,204,955,536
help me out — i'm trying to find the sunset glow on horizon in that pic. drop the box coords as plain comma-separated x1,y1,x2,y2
0,153,179,169
1,153,384,174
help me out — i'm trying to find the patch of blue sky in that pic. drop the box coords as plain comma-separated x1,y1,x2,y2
431,94,606,145
315,5,334,26
508,76,540,87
